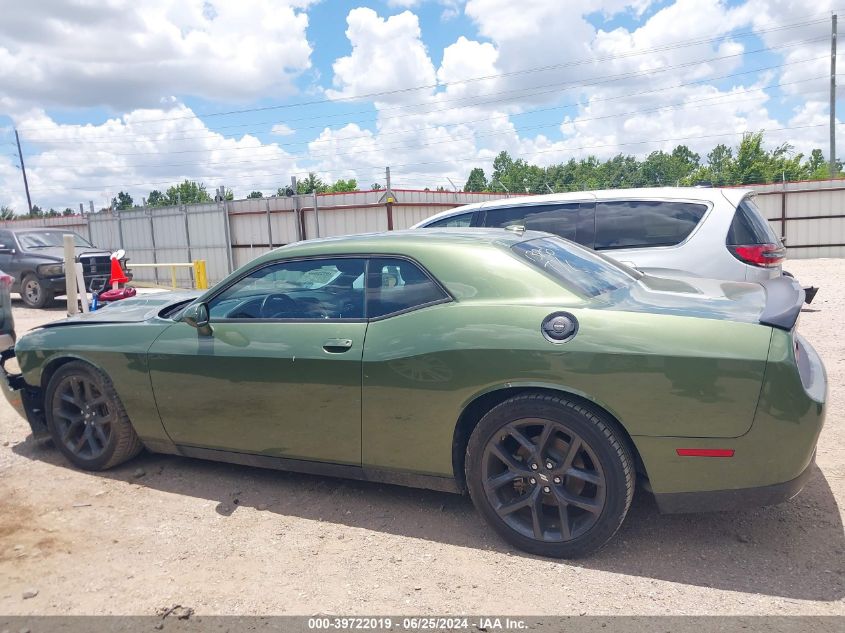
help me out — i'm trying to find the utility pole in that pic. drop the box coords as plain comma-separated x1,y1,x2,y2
14,129,32,214
831,13,838,177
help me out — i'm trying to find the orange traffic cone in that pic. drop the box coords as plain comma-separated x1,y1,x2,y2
109,256,129,290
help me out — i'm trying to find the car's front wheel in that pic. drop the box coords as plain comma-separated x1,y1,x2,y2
465,393,634,558
45,361,143,470
20,274,54,309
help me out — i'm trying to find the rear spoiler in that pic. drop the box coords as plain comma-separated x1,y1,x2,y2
759,276,805,331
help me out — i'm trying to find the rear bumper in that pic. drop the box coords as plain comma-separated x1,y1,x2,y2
0,347,47,438
654,453,815,513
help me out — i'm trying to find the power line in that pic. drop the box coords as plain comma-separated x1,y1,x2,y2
13,18,831,135
28,123,832,194
21,53,825,150
42,77,827,174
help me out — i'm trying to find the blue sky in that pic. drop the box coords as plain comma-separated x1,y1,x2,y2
0,0,838,210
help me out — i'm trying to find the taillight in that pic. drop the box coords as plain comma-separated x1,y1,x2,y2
0,274,12,288
728,243,785,267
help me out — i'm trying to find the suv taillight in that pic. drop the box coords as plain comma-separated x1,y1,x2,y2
728,243,785,268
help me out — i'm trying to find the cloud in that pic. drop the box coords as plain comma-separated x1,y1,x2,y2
1,104,305,211
271,123,296,136
0,0,314,111
326,8,437,104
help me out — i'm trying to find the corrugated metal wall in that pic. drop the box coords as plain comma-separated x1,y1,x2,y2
2,184,840,287
750,181,845,259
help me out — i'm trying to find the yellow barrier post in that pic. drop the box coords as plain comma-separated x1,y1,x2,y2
193,260,208,289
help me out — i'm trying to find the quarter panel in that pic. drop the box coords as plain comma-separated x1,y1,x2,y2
361,302,771,477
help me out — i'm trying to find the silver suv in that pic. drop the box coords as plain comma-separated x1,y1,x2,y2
413,187,799,286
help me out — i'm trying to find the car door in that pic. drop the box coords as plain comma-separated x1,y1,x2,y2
359,256,454,474
0,230,18,284
147,256,368,465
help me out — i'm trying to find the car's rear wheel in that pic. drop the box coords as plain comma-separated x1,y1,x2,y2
465,393,634,558
45,361,143,470
20,274,53,309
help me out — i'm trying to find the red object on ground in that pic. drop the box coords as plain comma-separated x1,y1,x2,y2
109,257,129,285
98,287,136,302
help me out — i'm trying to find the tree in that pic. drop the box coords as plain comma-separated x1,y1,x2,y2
0,205,14,220
146,190,166,206
328,178,359,193
807,148,825,171
165,180,212,205
296,173,327,195
276,186,295,197
464,167,488,192
29,205,43,217
247,191,263,199
63,207,74,216
370,183,383,191
112,191,133,210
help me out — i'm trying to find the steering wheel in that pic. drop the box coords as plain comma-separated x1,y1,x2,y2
260,293,297,318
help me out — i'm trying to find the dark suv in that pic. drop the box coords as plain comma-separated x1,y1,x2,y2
0,228,130,308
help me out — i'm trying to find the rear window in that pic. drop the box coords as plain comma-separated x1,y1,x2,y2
512,236,636,298
727,197,781,245
594,201,708,250
484,204,580,241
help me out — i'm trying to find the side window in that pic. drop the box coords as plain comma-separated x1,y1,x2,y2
594,201,707,250
208,258,366,320
483,204,580,241
366,257,449,318
425,212,473,227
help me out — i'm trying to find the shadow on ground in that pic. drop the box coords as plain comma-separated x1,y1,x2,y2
13,438,845,601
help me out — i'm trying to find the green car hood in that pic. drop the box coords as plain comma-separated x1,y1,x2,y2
40,291,201,328
606,274,768,324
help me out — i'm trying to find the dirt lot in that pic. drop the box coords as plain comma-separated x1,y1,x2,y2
0,260,843,616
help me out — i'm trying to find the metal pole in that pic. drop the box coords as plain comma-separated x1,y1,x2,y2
220,186,234,273
313,190,321,238
385,166,394,230
63,234,78,315
265,198,273,249
831,13,838,177
149,211,160,286
14,129,32,214
292,176,304,240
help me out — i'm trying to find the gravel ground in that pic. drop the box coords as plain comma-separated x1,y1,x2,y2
0,260,843,616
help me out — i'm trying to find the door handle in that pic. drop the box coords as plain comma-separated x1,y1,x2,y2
323,338,353,353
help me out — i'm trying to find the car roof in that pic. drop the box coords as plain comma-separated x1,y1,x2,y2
414,186,753,226
6,227,81,233
228,228,581,304
260,228,547,260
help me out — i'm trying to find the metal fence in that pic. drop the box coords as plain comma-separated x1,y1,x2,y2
2,182,842,286
743,179,845,259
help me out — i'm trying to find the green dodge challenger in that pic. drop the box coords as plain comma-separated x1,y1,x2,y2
1,229,827,557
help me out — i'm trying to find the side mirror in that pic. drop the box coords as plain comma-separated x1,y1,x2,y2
182,302,211,334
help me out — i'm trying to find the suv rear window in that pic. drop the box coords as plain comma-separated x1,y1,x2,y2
727,198,780,245
512,236,636,298
594,201,708,250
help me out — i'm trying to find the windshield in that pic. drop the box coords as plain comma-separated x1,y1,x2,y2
17,231,93,249
512,236,638,298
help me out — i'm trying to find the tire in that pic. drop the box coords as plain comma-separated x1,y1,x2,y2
20,274,54,309
45,361,143,470
465,393,634,558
